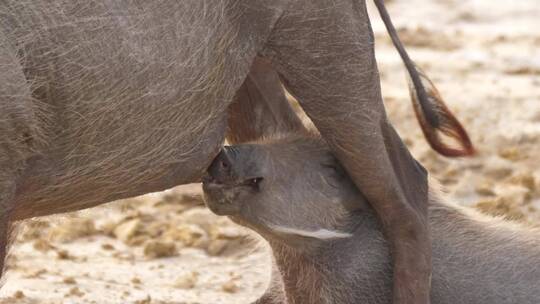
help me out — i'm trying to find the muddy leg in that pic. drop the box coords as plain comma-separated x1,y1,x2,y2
263,1,430,303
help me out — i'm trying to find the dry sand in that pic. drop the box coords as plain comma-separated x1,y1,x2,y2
1,0,539,303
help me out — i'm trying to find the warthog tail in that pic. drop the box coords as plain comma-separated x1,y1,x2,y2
373,0,475,157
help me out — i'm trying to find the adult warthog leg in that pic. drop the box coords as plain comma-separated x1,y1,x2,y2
0,185,14,283
263,1,430,303
0,33,42,280
226,56,306,145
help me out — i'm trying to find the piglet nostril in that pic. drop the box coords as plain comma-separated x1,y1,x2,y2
220,159,229,169
207,148,235,184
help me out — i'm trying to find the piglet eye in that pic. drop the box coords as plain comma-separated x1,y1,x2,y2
251,177,263,186
249,177,264,190
243,177,264,190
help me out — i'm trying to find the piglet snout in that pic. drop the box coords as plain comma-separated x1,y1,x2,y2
206,146,236,185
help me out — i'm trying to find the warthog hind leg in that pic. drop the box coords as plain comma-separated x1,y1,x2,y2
263,1,431,303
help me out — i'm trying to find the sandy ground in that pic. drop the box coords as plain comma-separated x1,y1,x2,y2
1,0,539,303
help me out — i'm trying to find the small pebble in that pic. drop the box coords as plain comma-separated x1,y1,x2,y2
221,280,239,293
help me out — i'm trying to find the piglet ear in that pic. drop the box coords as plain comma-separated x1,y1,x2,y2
407,65,475,157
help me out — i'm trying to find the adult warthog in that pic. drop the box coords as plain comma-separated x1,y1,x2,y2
0,1,472,302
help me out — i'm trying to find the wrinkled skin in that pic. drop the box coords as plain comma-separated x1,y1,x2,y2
0,1,475,301
203,135,540,304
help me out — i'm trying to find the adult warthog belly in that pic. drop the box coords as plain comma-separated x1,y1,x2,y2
1,0,275,218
